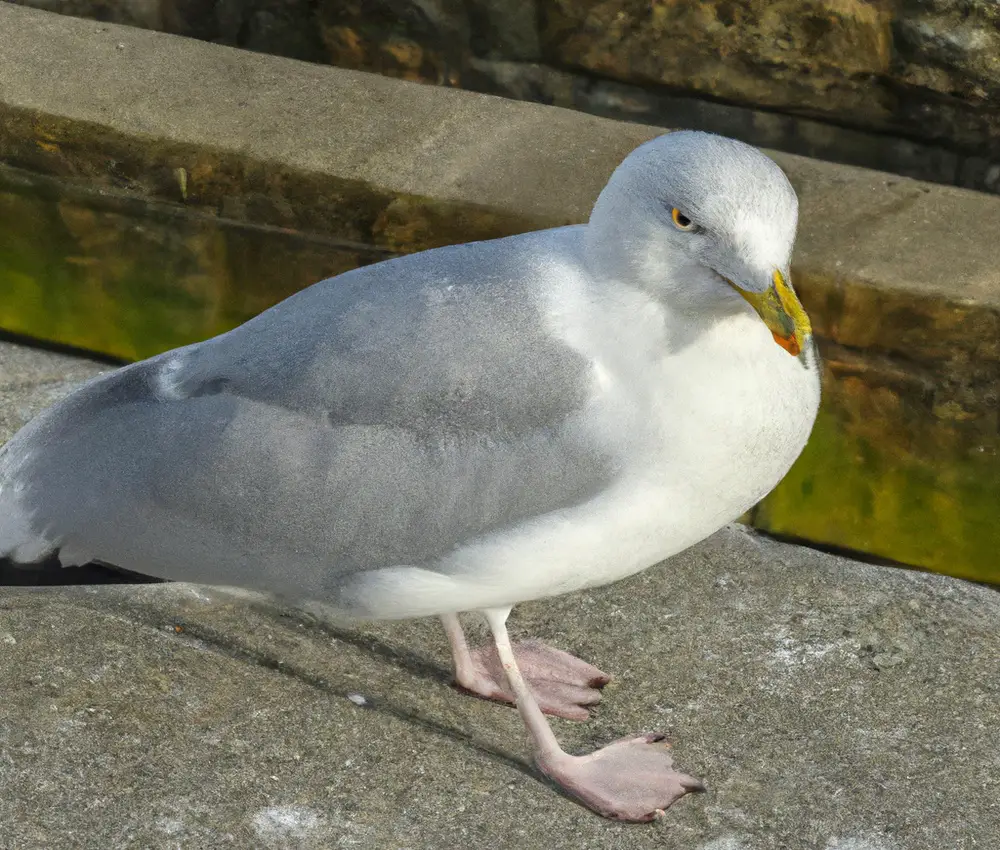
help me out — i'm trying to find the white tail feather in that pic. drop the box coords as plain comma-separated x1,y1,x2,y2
0,490,55,562
0,434,57,563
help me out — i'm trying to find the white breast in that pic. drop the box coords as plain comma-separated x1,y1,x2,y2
345,274,820,620
446,302,819,605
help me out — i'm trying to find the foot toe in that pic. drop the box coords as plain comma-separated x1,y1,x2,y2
538,734,702,821
532,681,604,720
459,640,611,718
518,640,611,687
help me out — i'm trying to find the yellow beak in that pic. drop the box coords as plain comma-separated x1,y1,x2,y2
735,269,811,357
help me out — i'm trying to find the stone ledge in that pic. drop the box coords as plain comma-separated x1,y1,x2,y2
0,339,109,445
0,3,649,248
0,4,997,581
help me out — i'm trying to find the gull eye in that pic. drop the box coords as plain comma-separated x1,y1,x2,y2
671,208,696,231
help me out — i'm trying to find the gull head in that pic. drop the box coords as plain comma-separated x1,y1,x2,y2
587,130,811,357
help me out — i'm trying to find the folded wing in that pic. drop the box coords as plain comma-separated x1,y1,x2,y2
0,234,615,599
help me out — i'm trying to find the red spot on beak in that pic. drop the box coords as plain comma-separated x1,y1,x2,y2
772,331,801,357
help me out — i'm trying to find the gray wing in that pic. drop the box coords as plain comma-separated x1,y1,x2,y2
0,231,616,598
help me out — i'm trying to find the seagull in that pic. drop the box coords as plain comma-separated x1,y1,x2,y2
0,131,820,821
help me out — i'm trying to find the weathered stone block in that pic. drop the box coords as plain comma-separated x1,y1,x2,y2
534,0,1000,157
0,166,393,361
467,0,541,61
540,0,896,125
757,285,1000,583
316,0,469,85
893,0,1000,100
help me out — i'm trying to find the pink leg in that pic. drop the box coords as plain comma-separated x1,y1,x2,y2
440,613,609,721
482,607,703,822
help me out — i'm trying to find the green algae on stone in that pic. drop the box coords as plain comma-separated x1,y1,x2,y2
0,107,545,258
755,367,1000,585
0,168,391,361
750,267,1000,586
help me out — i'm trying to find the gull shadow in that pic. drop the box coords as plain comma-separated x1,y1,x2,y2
268,603,452,687
162,614,536,781
0,555,167,586
2,557,568,793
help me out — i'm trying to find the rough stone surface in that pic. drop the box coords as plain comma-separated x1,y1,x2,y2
0,3,653,245
772,160,999,584
3,547,996,850
0,340,110,444
2,409,999,847
543,0,894,121
317,0,469,86
7,0,1000,192
470,59,976,189
0,165,393,361
536,0,1000,167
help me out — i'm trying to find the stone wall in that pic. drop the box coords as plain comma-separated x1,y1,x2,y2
7,0,1000,192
